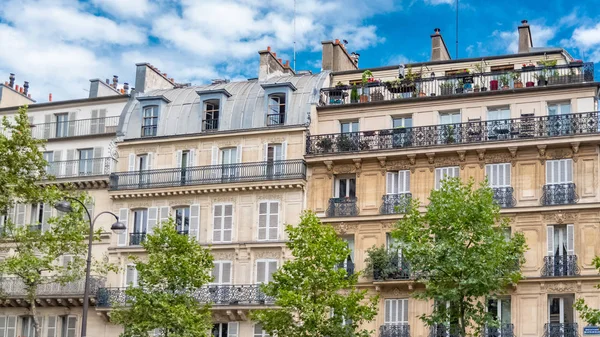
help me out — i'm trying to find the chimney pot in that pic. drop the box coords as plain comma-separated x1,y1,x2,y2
113,75,118,88
273,52,276,57
15,85,19,92
278,58,282,64
106,79,110,85
27,94,31,98
267,46,271,51
49,93,52,102
19,87,23,94
23,81,29,95
9,73,15,88
521,19,528,25
434,28,441,34
335,39,340,44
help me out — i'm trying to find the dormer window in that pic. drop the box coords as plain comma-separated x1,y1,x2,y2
142,106,158,137
203,99,220,131
267,93,286,126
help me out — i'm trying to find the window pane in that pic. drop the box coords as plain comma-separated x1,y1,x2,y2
349,178,356,198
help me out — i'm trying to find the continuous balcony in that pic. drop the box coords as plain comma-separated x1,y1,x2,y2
430,324,460,337
129,232,147,246
492,187,516,208
540,183,578,206
319,62,594,106
326,197,359,217
0,276,105,307
380,193,412,214
541,255,580,277
31,116,119,140
109,160,306,191
306,112,600,156
543,323,579,337
96,284,274,308
484,324,515,337
373,255,411,281
46,157,115,179
380,324,410,337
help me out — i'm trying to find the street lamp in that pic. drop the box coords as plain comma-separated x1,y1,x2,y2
55,197,125,337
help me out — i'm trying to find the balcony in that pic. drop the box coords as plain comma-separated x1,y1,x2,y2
492,187,516,208
380,193,412,214
0,276,104,307
373,255,411,281
484,324,515,337
380,324,410,337
541,255,580,277
129,232,147,246
31,116,119,140
430,324,461,337
267,113,285,126
96,284,274,308
46,157,115,179
109,160,306,191
326,197,359,217
319,62,594,106
337,257,355,277
543,323,579,337
541,183,578,206
306,112,600,156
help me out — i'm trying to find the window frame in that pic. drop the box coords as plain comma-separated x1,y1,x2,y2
132,209,148,234
334,175,357,198
340,121,359,134
173,206,191,234
485,163,511,188
256,259,278,284
78,148,94,175
434,166,460,190
203,99,220,131
392,116,413,129
386,170,410,194
141,105,159,137
384,298,409,325
546,159,573,185
212,204,234,243
258,201,279,241
55,113,69,138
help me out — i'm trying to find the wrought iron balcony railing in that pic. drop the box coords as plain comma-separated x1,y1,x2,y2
373,254,411,281
306,111,600,155
380,193,412,214
492,187,516,208
202,119,219,131
541,183,578,205
326,197,359,217
380,324,410,337
541,255,580,277
96,284,274,308
45,157,115,179
109,159,306,191
129,232,147,246
267,113,285,126
0,276,104,297
319,62,594,106
543,323,579,337
429,324,461,337
484,324,515,337
31,116,119,139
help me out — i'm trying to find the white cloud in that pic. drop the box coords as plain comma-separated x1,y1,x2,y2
91,0,155,18
424,0,454,5
571,23,600,49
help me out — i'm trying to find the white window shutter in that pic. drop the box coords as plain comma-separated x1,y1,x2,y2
453,166,459,178
211,262,221,284
159,206,170,225
256,261,266,283
566,159,573,183
211,146,219,165
227,322,239,337
15,204,26,226
190,204,200,240
236,145,242,163
118,208,129,246
268,202,279,240
0,316,5,337
399,170,410,193
188,149,196,167
223,205,233,242
386,172,396,194
567,224,575,255
175,150,182,169
547,225,554,256
504,163,511,186
281,141,287,160
267,261,278,282
41,203,53,232
263,143,269,162
147,207,158,234
6,316,15,337
128,154,136,172
222,261,232,284
213,205,223,242
435,168,442,190
46,316,57,337
125,265,137,287
258,202,267,240
147,152,154,170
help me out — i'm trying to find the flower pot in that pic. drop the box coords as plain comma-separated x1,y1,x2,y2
537,80,547,86
526,81,535,87
514,81,523,88
481,87,488,92
359,95,369,103
474,88,480,92
501,85,510,90
455,87,464,94
490,80,499,91
419,92,426,97
522,66,535,70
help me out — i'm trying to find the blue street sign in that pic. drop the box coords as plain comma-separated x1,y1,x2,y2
584,326,600,335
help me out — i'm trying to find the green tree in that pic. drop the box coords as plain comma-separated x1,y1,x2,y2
575,257,600,325
0,106,97,337
392,178,527,337
111,222,214,337
252,211,378,337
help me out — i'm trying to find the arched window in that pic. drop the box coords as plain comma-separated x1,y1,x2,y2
267,93,286,126
203,99,220,131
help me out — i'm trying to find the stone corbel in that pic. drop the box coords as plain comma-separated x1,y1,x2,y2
226,310,236,320
426,153,435,172
377,156,387,176
353,158,362,177
537,145,547,165
324,160,334,179
237,310,247,321
457,150,466,162
508,147,518,167
477,149,486,168
571,142,580,162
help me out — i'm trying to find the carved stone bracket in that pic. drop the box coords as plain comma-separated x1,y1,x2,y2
386,159,413,174
377,156,387,176
324,160,361,178
456,150,466,162
334,223,359,235
542,211,579,224
537,145,547,165
353,159,362,177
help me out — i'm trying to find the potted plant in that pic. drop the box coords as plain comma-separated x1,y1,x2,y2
329,81,346,103
336,135,357,152
384,79,402,94
522,63,536,70
445,125,456,144
474,84,481,92
498,74,510,90
365,246,406,281
455,79,464,94
360,70,373,103
512,72,523,88
534,73,547,86
350,85,359,103
440,82,454,96
472,63,488,91
316,137,333,153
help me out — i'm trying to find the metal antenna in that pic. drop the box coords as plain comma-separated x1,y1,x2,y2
455,0,459,59
293,0,297,72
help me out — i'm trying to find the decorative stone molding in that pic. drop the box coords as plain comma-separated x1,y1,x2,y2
212,197,236,203
377,156,387,176
540,281,580,293
508,147,518,159
426,153,435,165
407,154,417,166
380,287,410,297
353,159,363,177
542,211,579,224
456,150,466,162
134,147,158,154
476,149,486,161
127,201,152,208
323,160,361,178
381,222,396,231
430,155,464,172
257,194,283,201
168,199,195,206
387,159,412,173
216,140,240,147
254,249,281,259
480,152,516,168
174,143,198,151
213,251,237,260
543,148,578,163
571,142,580,155
334,223,359,235
262,136,286,144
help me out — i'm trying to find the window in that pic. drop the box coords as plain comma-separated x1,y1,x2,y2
256,260,278,283
131,209,148,245
211,261,232,285
267,93,286,126
55,113,69,138
488,107,511,121
221,148,238,179
548,102,571,116
546,159,573,185
137,154,149,171
213,204,233,243
340,121,359,133
485,163,511,187
253,324,271,337
258,201,279,241
78,148,93,175
174,207,190,235
392,117,412,129
204,100,220,131
212,323,238,337
43,151,54,174
125,264,138,287
265,143,284,176
435,167,459,190
334,176,356,198
386,171,410,194
20,316,36,337
0,316,17,337
487,107,511,139
490,64,514,72
440,111,461,125
548,102,573,136
548,295,575,325
60,316,77,337
385,299,409,325
266,144,283,162
142,106,158,137
29,203,43,230
341,237,355,273
547,225,575,258
487,298,511,328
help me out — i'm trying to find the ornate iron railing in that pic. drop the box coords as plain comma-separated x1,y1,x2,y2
380,324,410,337
373,253,411,281
541,183,578,205
267,113,285,126
541,255,580,277
129,232,147,246
96,284,274,308
484,324,515,337
337,257,355,276
109,159,306,191
45,157,115,179
380,193,412,214
492,187,516,208
543,323,579,337
326,197,359,217
202,119,219,131
0,276,104,297
429,324,461,337
31,116,119,139
319,62,594,106
306,111,600,155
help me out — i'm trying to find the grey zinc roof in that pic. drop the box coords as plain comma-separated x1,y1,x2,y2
119,71,329,140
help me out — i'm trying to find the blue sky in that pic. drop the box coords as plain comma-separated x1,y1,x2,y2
0,0,599,101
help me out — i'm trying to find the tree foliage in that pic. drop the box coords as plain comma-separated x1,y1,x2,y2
0,106,98,337
252,211,378,337
575,256,600,325
111,222,214,337
392,178,527,337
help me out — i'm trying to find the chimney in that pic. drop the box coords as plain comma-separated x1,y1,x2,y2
9,73,15,88
112,75,118,88
134,63,176,93
431,28,451,61
23,81,29,96
15,85,19,92
321,40,359,72
124,82,130,94
518,20,533,53
258,47,294,81
49,93,52,102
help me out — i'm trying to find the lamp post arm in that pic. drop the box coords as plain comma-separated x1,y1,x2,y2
62,196,92,224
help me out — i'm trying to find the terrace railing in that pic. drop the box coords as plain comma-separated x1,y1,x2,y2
31,116,119,139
